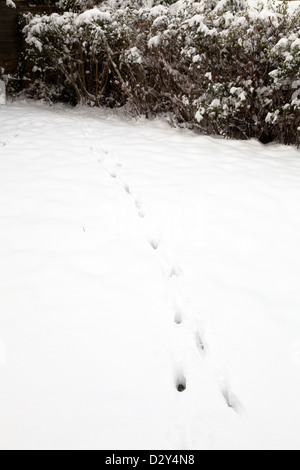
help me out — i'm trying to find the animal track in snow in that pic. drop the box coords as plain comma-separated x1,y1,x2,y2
169,266,183,279
174,302,184,325
84,127,148,224
148,237,160,250
176,371,187,393
83,122,245,420
174,309,183,325
138,209,146,218
134,199,142,210
109,170,117,179
220,377,243,415
124,183,131,194
195,330,206,356
0,135,18,146
0,121,33,147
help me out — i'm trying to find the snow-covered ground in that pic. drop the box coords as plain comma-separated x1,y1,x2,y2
0,101,300,450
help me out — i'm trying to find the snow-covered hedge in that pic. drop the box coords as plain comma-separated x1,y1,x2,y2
21,0,300,145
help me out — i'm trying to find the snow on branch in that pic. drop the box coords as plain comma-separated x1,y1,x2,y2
6,0,16,8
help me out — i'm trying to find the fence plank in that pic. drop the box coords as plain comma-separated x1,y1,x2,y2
0,1,57,74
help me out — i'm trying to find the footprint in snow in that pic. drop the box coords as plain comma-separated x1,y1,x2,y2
169,266,183,278
176,371,187,393
148,237,160,250
174,309,183,325
220,378,244,415
124,184,131,194
109,170,117,179
138,210,146,219
195,330,206,356
134,199,142,210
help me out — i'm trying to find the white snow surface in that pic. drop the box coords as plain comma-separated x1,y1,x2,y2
1,101,300,450
5,0,16,8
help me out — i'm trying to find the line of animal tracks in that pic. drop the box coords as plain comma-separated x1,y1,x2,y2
83,122,244,448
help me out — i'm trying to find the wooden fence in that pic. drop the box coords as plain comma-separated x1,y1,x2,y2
0,1,19,73
0,1,57,74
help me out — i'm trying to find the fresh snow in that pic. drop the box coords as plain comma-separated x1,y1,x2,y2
0,101,300,450
5,0,16,8
75,8,112,25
